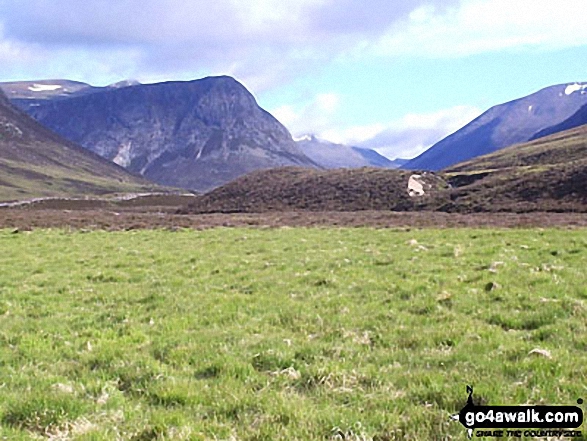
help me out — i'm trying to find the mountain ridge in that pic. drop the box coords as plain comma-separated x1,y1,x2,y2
403,82,587,171
9,76,319,191
180,124,587,214
295,134,397,169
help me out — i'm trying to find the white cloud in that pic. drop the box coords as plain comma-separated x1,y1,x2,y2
315,93,340,113
285,105,481,159
320,123,387,145
0,25,36,65
3,0,585,90
0,0,450,90
271,92,342,135
271,105,299,128
374,0,587,58
358,105,482,159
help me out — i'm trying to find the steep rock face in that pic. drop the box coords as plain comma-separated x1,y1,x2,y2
22,76,317,191
296,135,396,169
403,83,587,171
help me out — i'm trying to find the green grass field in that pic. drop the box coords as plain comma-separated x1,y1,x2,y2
1,227,586,440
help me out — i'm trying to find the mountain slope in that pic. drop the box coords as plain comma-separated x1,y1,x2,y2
443,125,587,212
1,79,96,101
0,90,155,201
16,76,317,191
403,82,587,171
296,135,396,168
181,125,587,214
448,124,587,172
531,104,587,140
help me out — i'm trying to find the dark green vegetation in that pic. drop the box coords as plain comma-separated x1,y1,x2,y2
1,228,586,440
0,91,157,202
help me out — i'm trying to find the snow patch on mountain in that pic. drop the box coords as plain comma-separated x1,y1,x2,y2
28,84,63,92
564,83,587,96
293,134,314,142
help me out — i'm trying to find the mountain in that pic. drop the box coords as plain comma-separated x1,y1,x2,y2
403,82,587,171
9,76,318,191
1,79,97,101
531,103,587,140
0,79,140,110
389,158,409,168
0,90,155,202
443,124,587,212
295,135,396,168
182,124,587,214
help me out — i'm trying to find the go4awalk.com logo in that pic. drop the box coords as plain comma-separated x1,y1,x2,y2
450,386,584,439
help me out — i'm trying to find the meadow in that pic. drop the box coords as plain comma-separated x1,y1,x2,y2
0,227,586,440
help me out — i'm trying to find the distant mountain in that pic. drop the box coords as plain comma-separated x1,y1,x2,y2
1,79,96,101
403,82,587,171
0,90,154,201
389,157,409,168
0,79,141,110
9,76,318,191
531,103,587,140
295,135,396,169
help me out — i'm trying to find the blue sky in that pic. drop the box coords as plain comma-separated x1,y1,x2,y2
1,0,587,159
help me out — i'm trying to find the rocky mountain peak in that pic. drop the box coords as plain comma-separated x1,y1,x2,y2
18,76,317,191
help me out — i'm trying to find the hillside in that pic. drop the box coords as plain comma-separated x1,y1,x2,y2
182,124,587,214
182,167,450,213
448,124,587,171
13,76,318,191
444,125,587,212
403,82,587,170
531,103,587,141
296,135,396,168
0,90,155,201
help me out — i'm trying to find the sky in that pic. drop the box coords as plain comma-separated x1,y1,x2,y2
1,0,587,160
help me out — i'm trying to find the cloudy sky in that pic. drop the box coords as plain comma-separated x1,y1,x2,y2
2,0,587,159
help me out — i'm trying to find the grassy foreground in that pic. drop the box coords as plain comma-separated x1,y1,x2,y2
0,227,586,440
